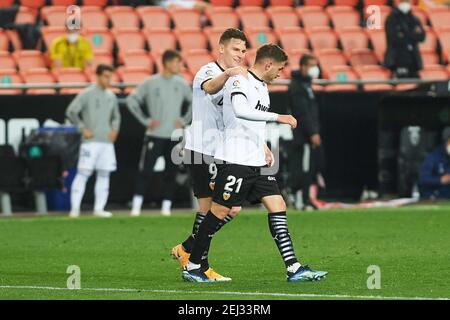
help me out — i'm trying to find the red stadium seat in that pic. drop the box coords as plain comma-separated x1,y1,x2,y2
236,7,269,30
113,28,146,53
325,66,358,91
246,27,278,48
419,64,449,80
364,5,391,29
0,0,14,7
40,26,66,51
15,6,36,24
240,0,264,6
363,0,387,5
204,27,224,53
266,6,300,30
270,0,295,5
209,0,234,5
144,28,177,55
89,50,113,70
347,48,378,67
41,6,67,27
5,30,21,51
303,0,328,6
137,6,171,29
315,49,348,78
51,0,77,5
277,27,308,51
366,28,386,62
175,28,208,51
80,7,109,29
307,27,338,51
169,8,201,29
333,0,359,6
117,66,152,94
0,69,23,95
82,0,109,6
84,28,114,52
419,27,437,53
206,7,240,29
105,6,140,29
428,7,450,29
13,50,46,72
420,49,440,66
0,51,16,69
285,48,311,72
326,6,361,30
354,65,393,91
412,6,429,27
54,68,89,94
22,68,57,95
19,0,46,14
184,49,214,74
0,31,9,51
296,6,330,30
122,49,154,72
338,26,369,52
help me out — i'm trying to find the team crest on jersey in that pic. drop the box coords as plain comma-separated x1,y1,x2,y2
209,181,216,191
223,192,231,201
233,80,241,88
205,69,214,77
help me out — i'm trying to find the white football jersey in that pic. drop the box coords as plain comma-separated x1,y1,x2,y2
214,71,271,166
184,61,225,156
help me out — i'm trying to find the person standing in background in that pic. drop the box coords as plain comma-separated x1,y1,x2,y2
66,64,120,218
127,50,192,216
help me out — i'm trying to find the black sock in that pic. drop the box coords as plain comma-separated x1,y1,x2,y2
200,214,234,270
182,212,205,253
190,211,223,265
268,212,299,268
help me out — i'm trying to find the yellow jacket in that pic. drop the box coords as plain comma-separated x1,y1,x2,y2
50,35,93,70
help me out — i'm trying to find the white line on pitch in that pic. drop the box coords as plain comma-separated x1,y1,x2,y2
0,285,448,300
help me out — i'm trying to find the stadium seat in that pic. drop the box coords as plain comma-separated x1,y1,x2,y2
436,26,450,61
117,66,151,94
366,28,386,62
137,6,171,29
333,0,359,6
22,68,57,95
325,66,358,91
184,49,214,74
19,0,46,17
113,28,146,56
51,0,78,5
316,49,348,78
412,6,429,27
270,0,295,5
419,64,449,80
277,27,308,51
83,28,113,53
296,6,330,30
285,48,311,72
105,6,140,29
53,68,89,94
0,69,23,95
347,48,378,67
0,0,14,7
363,0,388,5
338,26,369,52
0,31,10,51
240,0,264,5
236,7,269,30
122,49,154,72
144,28,177,56
364,5,391,29
429,7,450,29
5,30,21,51
266,6,300,30
89,50,113,70
303,0,328,6
204,27,224,53
209,0,234,5
307,27,338,51
246,27,278,48
82,0,109,6
40,26,66,51
0,51,16,70
13,50,46,72
175,28,208,51
420,49,440,66
354,65,393,91
169,8,201,29
206,7,240,29
41,6,67,27
80,7,109,29
419,27,437,53
15,6,36,25
326,6,361,30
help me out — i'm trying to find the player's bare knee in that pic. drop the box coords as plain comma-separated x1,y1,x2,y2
210,202,231,219
197,197,212,214
228,206,241,218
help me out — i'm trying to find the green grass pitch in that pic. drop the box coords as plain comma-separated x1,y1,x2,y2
0,205,449,300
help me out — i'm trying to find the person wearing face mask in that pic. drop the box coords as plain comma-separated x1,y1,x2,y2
384,0,426,79
287,53,325,210
50,26,93,70
419,128,450,199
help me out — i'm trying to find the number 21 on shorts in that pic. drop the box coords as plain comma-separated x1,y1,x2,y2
223,175,243,201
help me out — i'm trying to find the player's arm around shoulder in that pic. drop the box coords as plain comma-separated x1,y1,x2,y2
203,66,248,95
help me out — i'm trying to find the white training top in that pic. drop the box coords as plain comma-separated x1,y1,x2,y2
184,61,225,156
214,71,278,166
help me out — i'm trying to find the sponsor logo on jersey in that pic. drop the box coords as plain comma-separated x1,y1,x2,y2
255,100,270,112
223,192,231,201
205,69,214,77
209,181,216,191
268,176,276,181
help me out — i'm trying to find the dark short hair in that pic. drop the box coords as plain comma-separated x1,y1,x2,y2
95,64,114,75
219,28,248,47
299,53,317,67
162,49,182,66
255,44,288,63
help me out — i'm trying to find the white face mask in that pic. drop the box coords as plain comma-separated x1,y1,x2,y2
307,66,320,79
398,2,411,14
67,33,79,44
447,145,450,156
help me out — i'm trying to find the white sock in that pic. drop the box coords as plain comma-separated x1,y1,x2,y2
287,262,302,274
94,171,110,213
162,199,172,212
187,261,201,271
132,195,144,212
70,169,92,213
